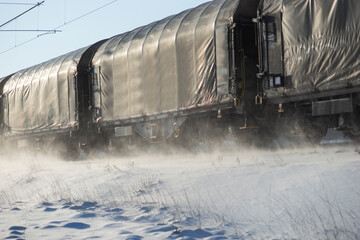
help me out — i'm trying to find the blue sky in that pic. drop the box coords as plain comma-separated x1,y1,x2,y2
0,0,209,77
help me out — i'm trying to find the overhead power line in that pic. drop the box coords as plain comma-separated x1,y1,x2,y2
54,0,118,30
0,1,44,29
0,0,119,55
0,2,38,5
0,29,61,32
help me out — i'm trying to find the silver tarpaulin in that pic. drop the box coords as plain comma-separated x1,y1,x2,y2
92,0,241,124
261,0,360,98
2,48,87,136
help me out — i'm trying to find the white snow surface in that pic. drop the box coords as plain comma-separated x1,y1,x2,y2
0,144,359,240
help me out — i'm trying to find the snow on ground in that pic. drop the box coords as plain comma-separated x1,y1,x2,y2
0,143,359,240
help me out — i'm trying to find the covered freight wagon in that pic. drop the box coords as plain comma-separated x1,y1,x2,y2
90,0,259,142
1,48,87,137
258,0,360,104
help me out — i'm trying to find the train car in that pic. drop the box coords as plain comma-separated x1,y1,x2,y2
0,40,107,153
88,0,260,149
256,0,360,140
1,48,88,150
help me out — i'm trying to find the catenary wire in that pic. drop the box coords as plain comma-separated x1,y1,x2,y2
0,0,119,55
0,30,62,32
0,1,44,28
53,0,118,30
0,2,38,5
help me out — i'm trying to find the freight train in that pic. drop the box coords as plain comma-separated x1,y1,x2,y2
1,0,360,155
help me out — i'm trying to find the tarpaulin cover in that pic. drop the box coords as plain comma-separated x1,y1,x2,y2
92,0,241,123
261,0,360,98
2,48,87,136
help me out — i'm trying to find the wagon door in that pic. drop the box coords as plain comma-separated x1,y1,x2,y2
257,11,284,90
92,66,102,123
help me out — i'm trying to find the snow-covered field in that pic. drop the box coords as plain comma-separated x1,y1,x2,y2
0,142,359,239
